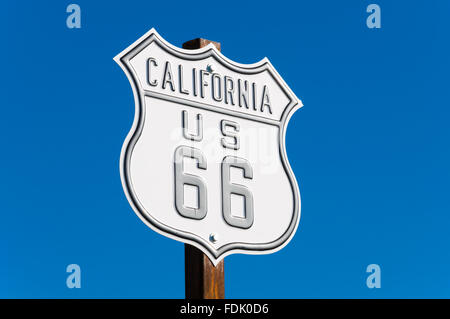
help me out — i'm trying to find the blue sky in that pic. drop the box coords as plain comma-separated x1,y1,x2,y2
0,1,449,298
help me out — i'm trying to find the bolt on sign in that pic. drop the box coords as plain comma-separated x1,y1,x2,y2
114,29,303,265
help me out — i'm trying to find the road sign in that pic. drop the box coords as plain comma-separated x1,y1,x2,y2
114,29,303,265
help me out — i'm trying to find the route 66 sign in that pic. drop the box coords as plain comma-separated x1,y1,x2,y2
114,29,303,265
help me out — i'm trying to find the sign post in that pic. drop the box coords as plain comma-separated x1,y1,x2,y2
185,242,224,299
182,38,225,299
114,28,302,300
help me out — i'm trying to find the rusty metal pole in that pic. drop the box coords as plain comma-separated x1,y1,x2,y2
182,38,225,300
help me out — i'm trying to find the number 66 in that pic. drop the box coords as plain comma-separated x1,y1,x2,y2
174,145,254,229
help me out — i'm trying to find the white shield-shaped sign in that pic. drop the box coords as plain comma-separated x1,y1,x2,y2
114,29,303,265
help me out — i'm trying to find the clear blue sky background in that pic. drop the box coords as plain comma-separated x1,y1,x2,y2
1,1,449,298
